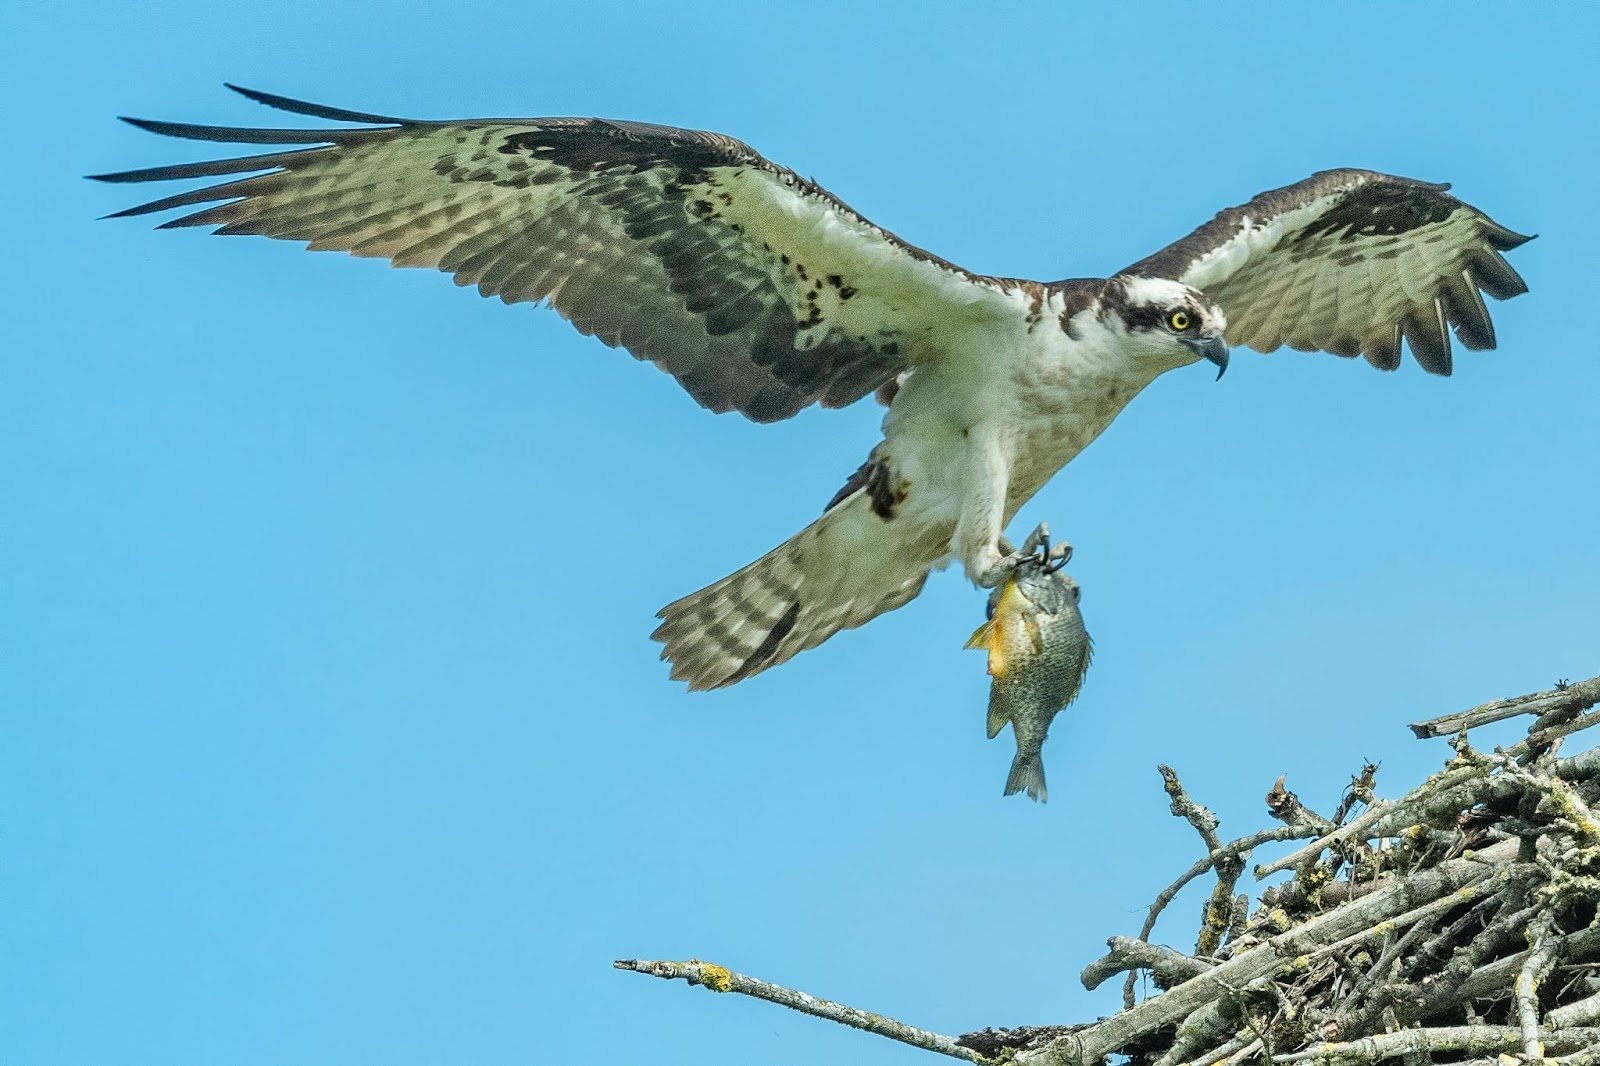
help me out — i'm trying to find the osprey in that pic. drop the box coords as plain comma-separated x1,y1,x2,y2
95,86,1532,690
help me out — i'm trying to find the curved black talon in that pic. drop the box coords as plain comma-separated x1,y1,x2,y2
1036,532,1071,574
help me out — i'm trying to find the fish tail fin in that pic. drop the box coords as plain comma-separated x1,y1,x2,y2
1004,752,1047,803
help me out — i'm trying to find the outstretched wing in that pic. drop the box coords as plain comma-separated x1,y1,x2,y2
1122,169,1532,374
93,86,1018,422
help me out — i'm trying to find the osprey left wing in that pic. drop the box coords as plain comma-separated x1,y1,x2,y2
1122,169,1531,375
94,85,1020,423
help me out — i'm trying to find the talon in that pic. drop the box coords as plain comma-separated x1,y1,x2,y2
1017,522,1050,558
1043,540,1073,573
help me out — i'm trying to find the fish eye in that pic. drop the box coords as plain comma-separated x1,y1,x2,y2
1168,309,1191,331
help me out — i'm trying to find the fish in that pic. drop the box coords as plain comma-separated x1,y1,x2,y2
965,556,1092,803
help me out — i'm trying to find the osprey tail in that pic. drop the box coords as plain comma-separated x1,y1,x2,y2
652,489,933,690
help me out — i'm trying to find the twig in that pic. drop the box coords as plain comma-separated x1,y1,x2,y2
1082,936,1214,991
613,957,979,1062
1548,985,1600,1027
1124,826,1314,1008
1509,708,1600,762
1162,764,1223,851
1199,852,1250,958
1330,762,1379,827
1260,878,1385,911
1266,775,1334,834
1252,798,1403,879
1185,1030,1257,1066
956,1025,1085,1059
1272,1023,1600,1063
1517,911,1563,1060
1550,1051,1600,1066
1409,676,1600,739
1222,1036,1264,1066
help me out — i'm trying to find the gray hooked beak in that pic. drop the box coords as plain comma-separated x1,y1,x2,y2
1184,330,1230,380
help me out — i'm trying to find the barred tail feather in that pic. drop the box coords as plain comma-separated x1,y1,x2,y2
652,489,932,690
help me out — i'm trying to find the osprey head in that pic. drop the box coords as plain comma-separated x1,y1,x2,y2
1104,276,1230,379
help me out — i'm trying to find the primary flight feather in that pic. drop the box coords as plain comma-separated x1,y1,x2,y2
94,86,1532,689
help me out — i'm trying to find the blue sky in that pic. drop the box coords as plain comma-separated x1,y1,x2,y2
6,2,1597,1063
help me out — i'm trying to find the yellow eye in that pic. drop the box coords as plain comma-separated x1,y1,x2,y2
1168,310,1191,331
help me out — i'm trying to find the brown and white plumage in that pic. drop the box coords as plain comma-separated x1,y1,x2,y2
96,85,1015,423
1122,169,1531,373
94,87,1533,689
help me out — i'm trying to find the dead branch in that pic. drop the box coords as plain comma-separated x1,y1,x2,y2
613,957,980,1061
1409,676,1600,738
1083,935,1215,990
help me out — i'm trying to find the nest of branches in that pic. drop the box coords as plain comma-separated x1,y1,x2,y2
619,675,1600,1066
959,675,1600,1066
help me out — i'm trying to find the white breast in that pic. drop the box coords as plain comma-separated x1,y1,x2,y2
876,291,1156,535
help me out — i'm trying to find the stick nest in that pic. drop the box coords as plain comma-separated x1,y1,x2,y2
959,676,1600,1066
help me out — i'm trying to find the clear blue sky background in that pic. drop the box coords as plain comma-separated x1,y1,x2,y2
6,3,1597,1063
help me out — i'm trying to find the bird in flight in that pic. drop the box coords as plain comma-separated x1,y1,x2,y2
95,86,1532,690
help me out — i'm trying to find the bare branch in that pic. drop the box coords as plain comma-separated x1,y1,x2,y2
1516,911,1564,1060
1272,1024,1600,1063
955,1026,1085,1060
1266,774,1334,834
1082,935,1214,991
1549,986,1600,1028
1409,676,1600,738
1123,825,1315,1008
1161,764,1223,851
613,957,979,1062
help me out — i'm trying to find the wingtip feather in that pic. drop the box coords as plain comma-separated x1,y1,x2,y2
224,83,408,125
1488,225,1537,252
115,114,341,144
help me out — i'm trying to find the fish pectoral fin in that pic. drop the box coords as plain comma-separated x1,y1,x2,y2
986,703,1009,740
967,618,1011,677
986,639,1011,679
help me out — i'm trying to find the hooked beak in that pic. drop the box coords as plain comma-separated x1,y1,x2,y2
1184,330,1230,380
